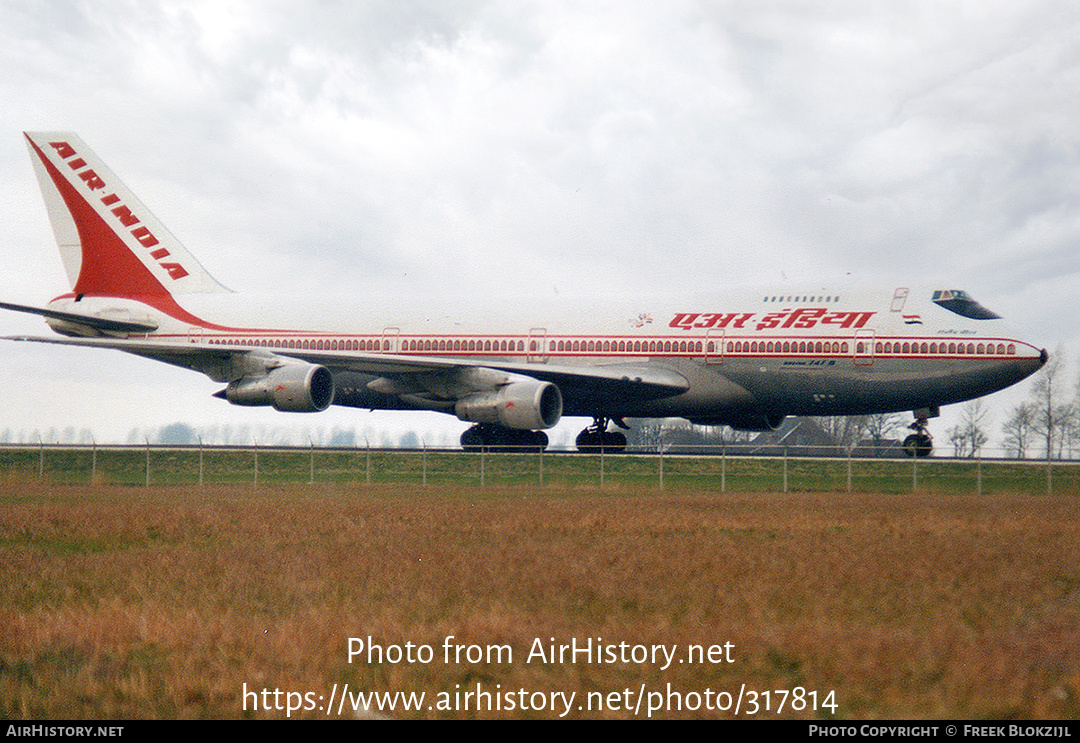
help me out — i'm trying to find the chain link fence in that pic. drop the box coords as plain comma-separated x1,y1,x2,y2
2,443,1078,494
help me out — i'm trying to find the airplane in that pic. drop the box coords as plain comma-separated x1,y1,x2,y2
1,131,1048,456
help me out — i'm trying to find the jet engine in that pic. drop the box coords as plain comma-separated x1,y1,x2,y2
454,380,563,430
222,363,335,412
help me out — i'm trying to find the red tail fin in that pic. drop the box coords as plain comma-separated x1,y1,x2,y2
25,132,229,300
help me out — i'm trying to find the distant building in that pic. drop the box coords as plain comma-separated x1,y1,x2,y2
746,418,843,457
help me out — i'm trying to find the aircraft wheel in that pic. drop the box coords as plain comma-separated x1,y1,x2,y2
575,429,626,453
502,428,548,453
462,425,549,452
902,433,933,458
530,430,549,451
460,425,486,451
605,431,627,453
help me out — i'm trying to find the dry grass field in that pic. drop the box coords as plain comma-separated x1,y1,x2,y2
1,481,1078,719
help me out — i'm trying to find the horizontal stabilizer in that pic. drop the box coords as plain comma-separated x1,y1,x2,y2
0,300,158,334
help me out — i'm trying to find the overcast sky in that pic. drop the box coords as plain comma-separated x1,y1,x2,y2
1,1,1078,448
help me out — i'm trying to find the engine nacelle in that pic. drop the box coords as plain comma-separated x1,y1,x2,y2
224,363,335,412
454,380,563,430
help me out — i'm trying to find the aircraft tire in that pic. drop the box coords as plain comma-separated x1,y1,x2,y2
461,425,486,452
461,424,549,452
575,429,627,453
902,433,933,458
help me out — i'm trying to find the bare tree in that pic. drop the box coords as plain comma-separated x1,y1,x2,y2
948,398,989,458
625,419,665,451
864,412,903,448
658,420,745,449
626,418,741,451
1063,371,1080,459
814,415,868,454
1030,349,1072,460
1002,402,1037,459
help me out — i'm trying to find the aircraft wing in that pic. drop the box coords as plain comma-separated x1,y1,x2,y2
3,334,690,406
288,345,690,403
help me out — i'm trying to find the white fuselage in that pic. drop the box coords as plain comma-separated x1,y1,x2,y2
43,284,1046,428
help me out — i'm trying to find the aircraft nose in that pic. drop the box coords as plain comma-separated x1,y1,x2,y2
1040,348,1049,366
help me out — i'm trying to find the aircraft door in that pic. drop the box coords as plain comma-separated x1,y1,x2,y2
382,327,400,353
705,328,725,365
854,329,875,366
528,327,548,363
890,288,909,313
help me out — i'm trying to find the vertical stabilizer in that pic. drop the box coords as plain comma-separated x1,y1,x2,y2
24,132,230,298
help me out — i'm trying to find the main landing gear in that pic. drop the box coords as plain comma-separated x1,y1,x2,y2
460,424,549,452
901,413,934,458
575,416,628,453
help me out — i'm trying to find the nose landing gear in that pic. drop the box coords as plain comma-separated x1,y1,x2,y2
901,412,934,458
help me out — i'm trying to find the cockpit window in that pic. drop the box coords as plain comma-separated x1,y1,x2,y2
932,290,1001,320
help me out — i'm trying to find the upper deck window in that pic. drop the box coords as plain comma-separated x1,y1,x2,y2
932,290,1001,320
